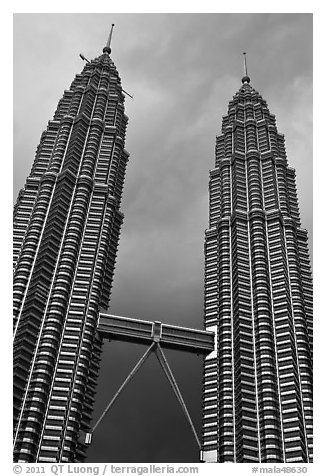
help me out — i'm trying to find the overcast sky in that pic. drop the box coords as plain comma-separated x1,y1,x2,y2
13,13,313,463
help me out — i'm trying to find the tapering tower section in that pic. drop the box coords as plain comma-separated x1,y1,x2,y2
201,67,313,463
13,27,130,462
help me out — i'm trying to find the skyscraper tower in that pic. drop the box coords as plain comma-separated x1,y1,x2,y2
201,61,313,463
13,27,130,463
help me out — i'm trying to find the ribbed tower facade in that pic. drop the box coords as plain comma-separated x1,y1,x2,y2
201,75,313,463
13,35,129,462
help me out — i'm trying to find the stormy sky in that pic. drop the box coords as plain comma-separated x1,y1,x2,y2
13,13,313,463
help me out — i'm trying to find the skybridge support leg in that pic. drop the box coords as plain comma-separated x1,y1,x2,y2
154,344,201,450
85,342,156,444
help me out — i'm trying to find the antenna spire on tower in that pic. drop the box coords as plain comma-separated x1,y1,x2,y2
242,51,251,84
243,52,248,76
103,24,115,54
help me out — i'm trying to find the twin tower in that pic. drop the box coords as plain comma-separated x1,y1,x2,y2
13,32,313,464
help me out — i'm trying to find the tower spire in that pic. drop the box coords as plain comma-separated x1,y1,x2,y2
103,24,115,54
243,51,248,76
242,51,250,84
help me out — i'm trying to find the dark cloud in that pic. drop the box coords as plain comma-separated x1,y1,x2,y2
13,13,312,462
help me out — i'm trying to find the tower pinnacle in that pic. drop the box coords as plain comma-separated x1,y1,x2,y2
103,24,115,54
242,51,250,84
